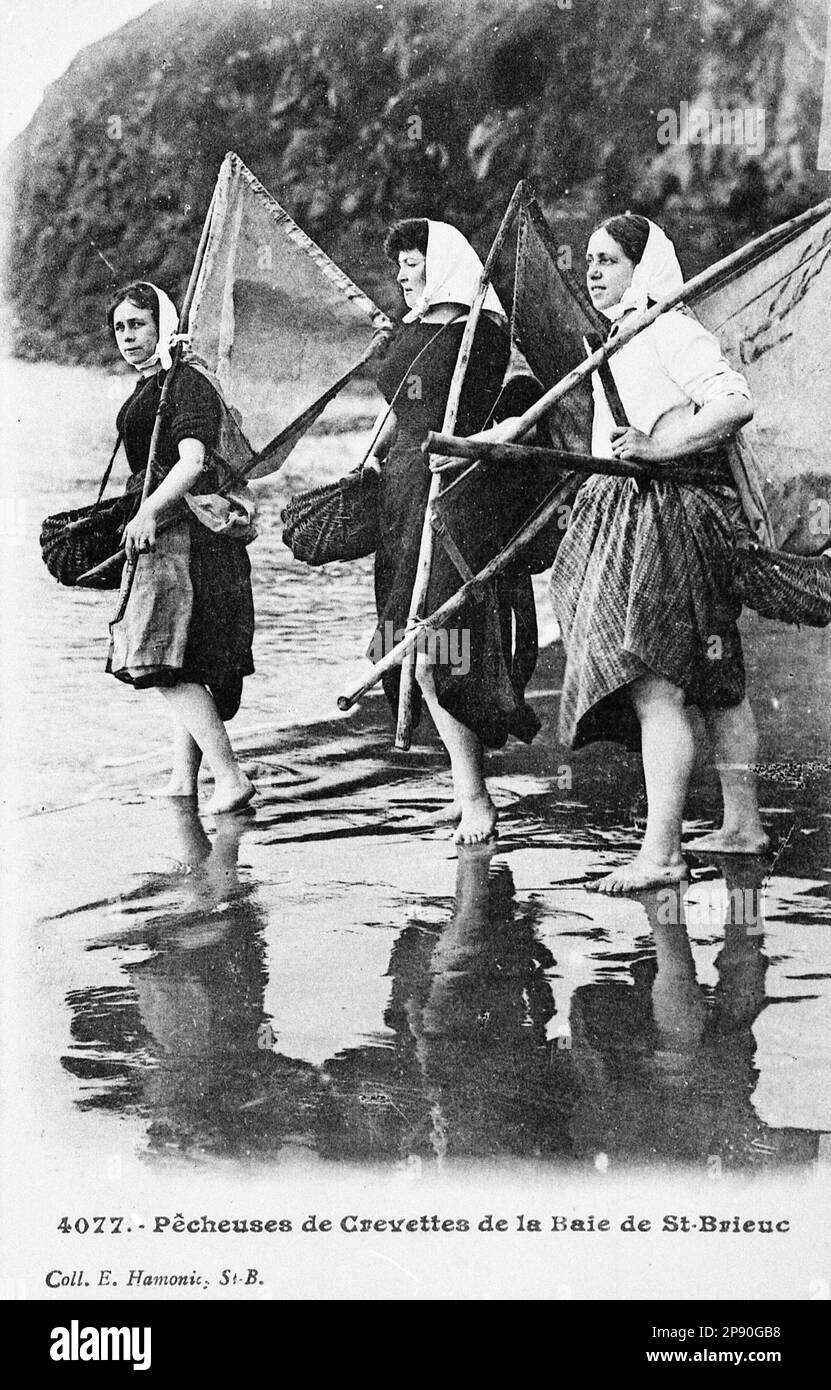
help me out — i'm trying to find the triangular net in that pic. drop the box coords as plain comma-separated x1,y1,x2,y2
432,191,597,574
511,192,606,453
693,207,831,555
187,152,392,478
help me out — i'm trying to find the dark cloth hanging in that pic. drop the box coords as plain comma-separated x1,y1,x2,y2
371,317,541,748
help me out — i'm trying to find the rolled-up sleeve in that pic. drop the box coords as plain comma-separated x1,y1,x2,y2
169,366,221,451
652,312,751,407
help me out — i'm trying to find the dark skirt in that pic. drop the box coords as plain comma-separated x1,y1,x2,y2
371,430,540,749
108,515,254,722
549,473,746,750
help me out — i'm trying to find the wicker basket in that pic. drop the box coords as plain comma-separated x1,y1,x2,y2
40,490,139,589
732,542,831,628
281,468,378,566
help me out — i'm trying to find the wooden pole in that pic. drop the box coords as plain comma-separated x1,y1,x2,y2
338,472,576,710
392,180,526,749
441,195,831,451
242,333,391,481
423,432,727,486
80,181,220,591
138,179,218,505
338,195,831,712
76,507,180,586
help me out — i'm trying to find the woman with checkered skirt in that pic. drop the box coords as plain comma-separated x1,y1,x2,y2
546,214,769,893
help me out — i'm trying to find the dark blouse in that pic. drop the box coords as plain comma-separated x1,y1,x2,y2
116,364,221,479
376,317,510,438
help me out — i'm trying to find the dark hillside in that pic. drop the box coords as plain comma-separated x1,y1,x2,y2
2,0,828,362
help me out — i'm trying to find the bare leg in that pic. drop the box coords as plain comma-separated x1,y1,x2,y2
647,893,707,1050
160,683,254,814
422,846,496,1030
416,658,497,845
591,674,692,895
156,693,203,797
686,699,769,854
163,796,211,863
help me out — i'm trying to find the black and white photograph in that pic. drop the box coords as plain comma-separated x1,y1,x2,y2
1,0,831,1320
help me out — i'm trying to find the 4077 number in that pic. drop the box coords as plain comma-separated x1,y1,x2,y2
57,1217,126,1234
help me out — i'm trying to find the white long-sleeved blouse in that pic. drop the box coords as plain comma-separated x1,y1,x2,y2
590,308,751,459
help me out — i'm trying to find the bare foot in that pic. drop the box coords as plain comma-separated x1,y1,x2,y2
453,794,498,846
205,775,256,815
588,855,689,896
453,836,498,860
686,829,770,855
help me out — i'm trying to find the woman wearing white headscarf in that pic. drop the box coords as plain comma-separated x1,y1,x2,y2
368,219,541,844
106,281,255,814
545,214,768,892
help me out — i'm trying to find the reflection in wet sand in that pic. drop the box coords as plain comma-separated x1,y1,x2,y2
320,850,573,1163
63,805,284,1151
59,803,826,1173
567,862,817,1170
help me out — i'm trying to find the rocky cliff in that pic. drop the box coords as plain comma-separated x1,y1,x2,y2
2,0,828,362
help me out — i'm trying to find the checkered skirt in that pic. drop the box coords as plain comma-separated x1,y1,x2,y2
549,475,746,749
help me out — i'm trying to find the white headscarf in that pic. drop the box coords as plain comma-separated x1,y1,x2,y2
402,220,506,323
131,283,180,370
604,219,684,322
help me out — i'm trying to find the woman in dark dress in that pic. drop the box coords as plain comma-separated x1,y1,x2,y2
107,282,255,813
367,220,540,844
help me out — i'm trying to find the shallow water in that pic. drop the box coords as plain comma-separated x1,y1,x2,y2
3,358,831,1182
